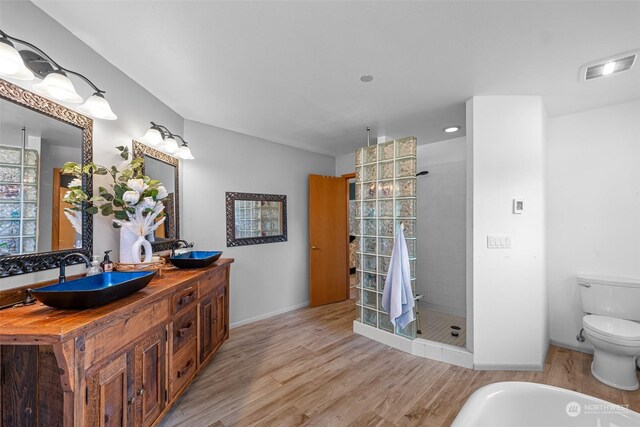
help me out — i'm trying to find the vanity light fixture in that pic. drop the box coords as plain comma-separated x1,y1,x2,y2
33,70,83,103
176,142,195,160
163,136,179,154
140,122,195,159
443,126,461,133
140,124,164,146
0,37,34,80
0,29,117,120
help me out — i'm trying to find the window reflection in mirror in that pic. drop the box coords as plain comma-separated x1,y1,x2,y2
226,192,287,247
234,200,283,239
0,98,83,255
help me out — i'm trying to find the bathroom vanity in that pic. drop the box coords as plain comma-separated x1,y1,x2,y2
0,259,233,426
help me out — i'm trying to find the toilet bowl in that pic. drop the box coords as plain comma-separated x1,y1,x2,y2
583,314,640,391
577,275,640,391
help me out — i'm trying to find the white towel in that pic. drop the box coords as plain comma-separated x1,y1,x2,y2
381,224,415,329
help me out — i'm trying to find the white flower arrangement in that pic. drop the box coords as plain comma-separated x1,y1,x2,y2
61,146,168,235
114,203,166,238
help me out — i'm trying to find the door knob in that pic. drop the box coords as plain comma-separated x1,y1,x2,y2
311,246,318,250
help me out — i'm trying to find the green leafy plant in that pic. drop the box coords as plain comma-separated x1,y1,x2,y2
62,146,168,228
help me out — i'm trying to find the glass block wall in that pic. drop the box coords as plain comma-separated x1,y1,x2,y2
354,137,417,339
0,145,39,255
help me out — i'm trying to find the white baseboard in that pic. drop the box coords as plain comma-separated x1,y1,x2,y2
230,301,309,329
473,362,545,371
354,322,474,369
550,339,593,355
353,321,413,354
413,338,474,369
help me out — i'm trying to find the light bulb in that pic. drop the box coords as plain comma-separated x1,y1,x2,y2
140,127,163,146
163,137,179,154
0,38,34,80
176,143,195,160
443,126,461,133
78,93,117,120
33,71,83,103
602,62,616,76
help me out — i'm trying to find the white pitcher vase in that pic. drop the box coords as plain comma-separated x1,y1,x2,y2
119,227,137,263
131,235,153,263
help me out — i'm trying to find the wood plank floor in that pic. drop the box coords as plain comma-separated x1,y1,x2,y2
159,299,640,427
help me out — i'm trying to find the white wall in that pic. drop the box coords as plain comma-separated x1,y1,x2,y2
417,137,466,166
547,99,640,351
182,119,335,326
335,151,355,176
416,137,466,317
467,96,548,369
0,1,183,289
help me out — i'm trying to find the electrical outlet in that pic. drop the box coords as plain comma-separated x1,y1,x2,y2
487,234,512,249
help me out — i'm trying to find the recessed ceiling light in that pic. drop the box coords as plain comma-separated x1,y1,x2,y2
443,126,460,133
360,75,373,83
581,50,638,81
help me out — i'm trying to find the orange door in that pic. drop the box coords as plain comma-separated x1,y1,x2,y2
309,174,348,307
52,168,76,250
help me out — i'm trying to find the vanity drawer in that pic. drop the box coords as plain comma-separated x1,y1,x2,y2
172,307,197,355
170,340,197,400
171,284,198,315
200,268,226,296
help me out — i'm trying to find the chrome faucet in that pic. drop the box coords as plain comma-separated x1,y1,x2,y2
171,240,194,257
59,252,91,283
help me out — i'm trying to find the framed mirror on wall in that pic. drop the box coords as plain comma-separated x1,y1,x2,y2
0,79,93,277
132,140,180,253
226,192,287,247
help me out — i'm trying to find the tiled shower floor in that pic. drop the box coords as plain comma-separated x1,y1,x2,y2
417,306,466,348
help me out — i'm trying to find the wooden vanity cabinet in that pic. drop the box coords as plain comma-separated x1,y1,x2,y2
199,271,229,364
135,327,166,426
0,259,233,427
85,350,134,427
85,327,165,427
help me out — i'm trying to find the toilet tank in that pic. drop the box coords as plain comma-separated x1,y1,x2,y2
577,275,640,321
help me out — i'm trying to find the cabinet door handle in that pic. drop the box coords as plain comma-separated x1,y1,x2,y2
179,292,195,305
177,321,195,337
177,359,193,378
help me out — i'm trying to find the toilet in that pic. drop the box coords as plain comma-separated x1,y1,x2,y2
578,275,640,391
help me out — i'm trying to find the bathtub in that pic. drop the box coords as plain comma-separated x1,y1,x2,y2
452,382,640,427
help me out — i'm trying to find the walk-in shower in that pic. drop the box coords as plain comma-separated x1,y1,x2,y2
416,138,467,348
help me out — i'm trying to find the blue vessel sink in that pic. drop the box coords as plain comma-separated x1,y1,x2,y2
29,271,156,310
169,251,222,269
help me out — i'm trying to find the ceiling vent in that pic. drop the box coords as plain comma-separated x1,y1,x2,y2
580,50,638,81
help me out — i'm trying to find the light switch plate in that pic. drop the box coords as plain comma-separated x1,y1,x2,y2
513,198,524,214
487,234,512,249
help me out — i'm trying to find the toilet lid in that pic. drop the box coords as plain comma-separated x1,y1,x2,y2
583,315,640,341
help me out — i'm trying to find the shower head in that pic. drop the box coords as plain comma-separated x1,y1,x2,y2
416,170,429,177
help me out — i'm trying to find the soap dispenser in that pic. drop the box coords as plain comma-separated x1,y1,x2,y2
86,255,103,276
101,250,114,272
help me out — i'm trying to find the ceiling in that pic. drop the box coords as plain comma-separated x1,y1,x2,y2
33,1,640,156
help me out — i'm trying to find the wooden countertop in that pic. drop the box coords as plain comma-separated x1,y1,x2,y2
0,258,234,345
